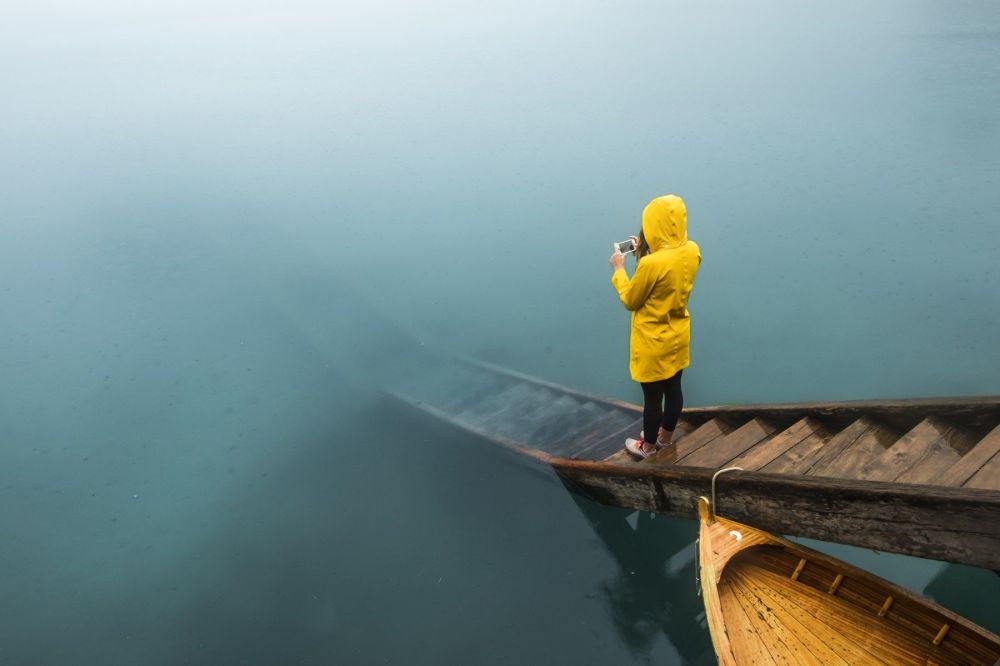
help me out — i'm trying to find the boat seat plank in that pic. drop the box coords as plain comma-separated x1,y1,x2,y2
895,427,977,485
745,564,975,666
513,395,597,450
758,432,829,475
859,418,975,483
938,424,1000,487
455,384,552,432
565,414,645,459
805,418,898,479
728,417,827,471
547,420,613,457
644,418,732,465
746,546,996,659
965,451,1000,491
738,546,1000,664
772,558,998,665
678,418,778,468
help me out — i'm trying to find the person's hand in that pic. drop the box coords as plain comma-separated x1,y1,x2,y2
609,248,625,270
628,235,639,249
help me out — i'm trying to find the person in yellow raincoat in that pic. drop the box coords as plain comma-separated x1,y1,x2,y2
609,194,701,458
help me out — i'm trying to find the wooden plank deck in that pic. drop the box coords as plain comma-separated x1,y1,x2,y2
389,358,1000,570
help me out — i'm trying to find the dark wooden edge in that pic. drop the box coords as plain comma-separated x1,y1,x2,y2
554,458,1000,571
684,395,1000,414
683,395,1000,432
550,456,1000,503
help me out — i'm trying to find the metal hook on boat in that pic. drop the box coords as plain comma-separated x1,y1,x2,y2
710,466,744,519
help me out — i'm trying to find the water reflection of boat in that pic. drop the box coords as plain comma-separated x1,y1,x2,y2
695,495,1000,665
390,357,1000,571
566,492,715,663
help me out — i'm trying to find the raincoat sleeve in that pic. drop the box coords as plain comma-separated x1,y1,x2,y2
611,261,657,311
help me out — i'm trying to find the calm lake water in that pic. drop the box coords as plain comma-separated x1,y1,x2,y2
2,1,999,664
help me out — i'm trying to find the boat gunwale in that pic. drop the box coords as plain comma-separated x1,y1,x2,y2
389,387,1000,570
391,386,1000,500
459,358,1000,421
393,386,1000,506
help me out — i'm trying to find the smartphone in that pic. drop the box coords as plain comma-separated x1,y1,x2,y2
614,239,636,254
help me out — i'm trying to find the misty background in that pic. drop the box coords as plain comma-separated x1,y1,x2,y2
2,1,999,664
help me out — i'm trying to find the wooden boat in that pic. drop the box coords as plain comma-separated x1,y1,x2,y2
273,270,1000,569
696,494,1000,665
387,357,1000,570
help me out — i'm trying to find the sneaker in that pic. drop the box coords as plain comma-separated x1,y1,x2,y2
639,430,669,450
625,438,655,459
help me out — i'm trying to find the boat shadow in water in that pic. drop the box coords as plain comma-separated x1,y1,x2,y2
566,489,715,665
923,563,1000,635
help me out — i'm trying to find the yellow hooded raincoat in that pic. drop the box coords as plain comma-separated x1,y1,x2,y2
611,195,701,383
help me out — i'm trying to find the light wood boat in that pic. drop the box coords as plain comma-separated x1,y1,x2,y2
696,494,1000,665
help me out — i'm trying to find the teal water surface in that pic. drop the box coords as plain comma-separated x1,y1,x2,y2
2,1,999,664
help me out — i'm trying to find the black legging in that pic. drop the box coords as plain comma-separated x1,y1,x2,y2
641,370,683,444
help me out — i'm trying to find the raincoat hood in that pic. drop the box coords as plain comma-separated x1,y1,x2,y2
642,195,687,250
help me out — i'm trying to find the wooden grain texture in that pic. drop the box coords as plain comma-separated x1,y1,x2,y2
743,553,1000,665
517,395,593,446
805,417,898,479
680,418,778,467
728,417,826,471
727,570,845,665
645,417,732,465
600,420,696,463
744,566,963,666
759,432,831,475
601,449,635,464
571,416,644,460
895,426,976,485
548,409,639,457
717,578,775,665
965,453,1000,491
726,571,858,665
681,395,1000,435
939,424,1000,487
728,575,814,665
860,418,975,483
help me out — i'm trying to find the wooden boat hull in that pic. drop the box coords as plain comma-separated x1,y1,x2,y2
387,357,1000,570
697,498,1000,665
276,272,1000,570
